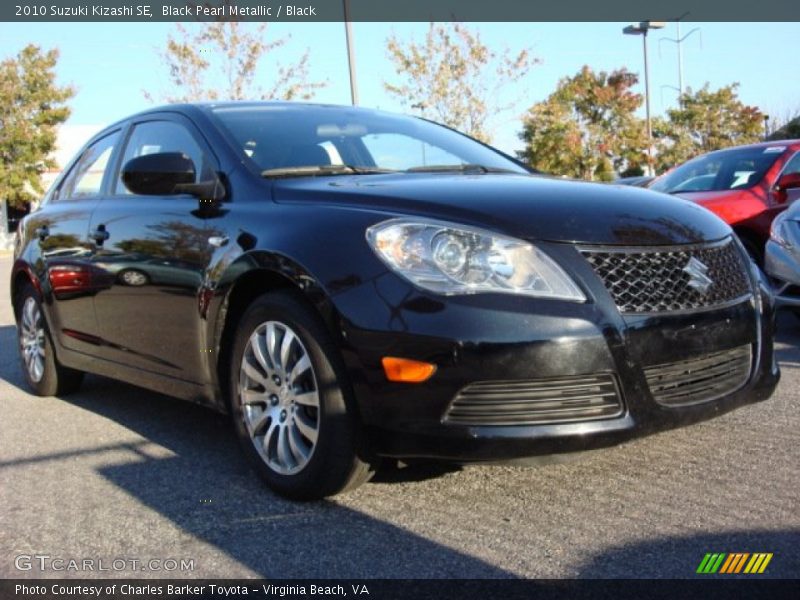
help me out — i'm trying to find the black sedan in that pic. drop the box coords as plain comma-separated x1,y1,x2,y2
11,103,779,499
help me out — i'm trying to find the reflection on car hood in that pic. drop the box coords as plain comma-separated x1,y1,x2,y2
272,173,732,246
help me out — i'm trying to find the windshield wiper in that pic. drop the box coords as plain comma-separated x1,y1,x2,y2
261,164,396,178
405,163,520,174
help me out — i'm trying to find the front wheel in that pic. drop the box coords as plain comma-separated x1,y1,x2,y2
15,282,84,396
229,290,374,500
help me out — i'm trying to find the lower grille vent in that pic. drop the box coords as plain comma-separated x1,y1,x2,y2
443,374,623,426
644,345,752,407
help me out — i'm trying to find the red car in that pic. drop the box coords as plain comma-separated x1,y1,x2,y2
650,140,800,263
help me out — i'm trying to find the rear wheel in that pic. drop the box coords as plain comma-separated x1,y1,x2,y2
228,290,374,500
15,282,84,396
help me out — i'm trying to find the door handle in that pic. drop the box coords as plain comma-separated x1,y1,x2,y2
35,225,49,241
91,225,110,244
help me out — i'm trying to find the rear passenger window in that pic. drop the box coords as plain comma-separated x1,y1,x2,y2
56,131,120,200
115,120,213,195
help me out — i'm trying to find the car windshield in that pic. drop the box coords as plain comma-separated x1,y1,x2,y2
209,104,529,176
650,146,784,194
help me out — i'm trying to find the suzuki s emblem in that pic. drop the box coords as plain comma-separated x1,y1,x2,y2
683,257,713,293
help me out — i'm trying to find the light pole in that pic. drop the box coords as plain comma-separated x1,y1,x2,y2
659,18,701,104
623,21,665,176
343,0,359,105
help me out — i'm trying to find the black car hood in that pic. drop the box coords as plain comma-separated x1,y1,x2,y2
271,173,732,246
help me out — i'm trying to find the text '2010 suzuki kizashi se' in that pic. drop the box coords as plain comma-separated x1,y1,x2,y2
12,103,779,499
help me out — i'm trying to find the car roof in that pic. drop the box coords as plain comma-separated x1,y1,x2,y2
703,139,800,154
138,100,388,120
192,100,372,109
89,101,407,143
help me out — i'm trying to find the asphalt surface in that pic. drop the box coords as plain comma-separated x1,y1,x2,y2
0,254,798,579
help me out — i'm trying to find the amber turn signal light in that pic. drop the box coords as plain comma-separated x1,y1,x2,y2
381,357,437,383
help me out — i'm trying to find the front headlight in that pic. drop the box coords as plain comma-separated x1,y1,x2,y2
366,218,586,301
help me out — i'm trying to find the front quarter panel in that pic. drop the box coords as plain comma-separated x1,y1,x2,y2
202,199,396,404
207,200,390,309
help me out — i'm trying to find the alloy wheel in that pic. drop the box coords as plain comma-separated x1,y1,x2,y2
20,297,46,383
238,321,320,475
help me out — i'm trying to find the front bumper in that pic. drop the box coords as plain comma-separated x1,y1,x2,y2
332,242,780,462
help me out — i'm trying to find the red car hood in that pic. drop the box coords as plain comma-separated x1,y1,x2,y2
672,188,768,226
673,190,742,203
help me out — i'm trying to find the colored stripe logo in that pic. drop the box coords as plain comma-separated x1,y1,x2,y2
696,553,773,574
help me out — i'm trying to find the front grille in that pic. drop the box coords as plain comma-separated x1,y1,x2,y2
582,238,751,314
443,374,623,426
644,345,752,407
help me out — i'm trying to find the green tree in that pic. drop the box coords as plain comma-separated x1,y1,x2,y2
767,109,800,141
0,45,73,209
147,22,326,103
384,23,536,143
653,83,764,172
518,66,646,181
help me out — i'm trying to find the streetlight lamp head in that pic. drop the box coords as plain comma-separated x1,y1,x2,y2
623,24,644,35
623,21,667,35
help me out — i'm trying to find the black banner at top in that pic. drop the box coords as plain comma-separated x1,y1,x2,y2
2,0,800,22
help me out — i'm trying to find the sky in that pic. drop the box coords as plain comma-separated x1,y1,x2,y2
1,21,799,163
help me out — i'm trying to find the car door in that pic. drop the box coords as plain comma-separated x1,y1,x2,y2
31,129,121,355
87,115,218,382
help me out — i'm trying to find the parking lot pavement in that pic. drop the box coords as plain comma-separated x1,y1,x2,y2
1,253,798,579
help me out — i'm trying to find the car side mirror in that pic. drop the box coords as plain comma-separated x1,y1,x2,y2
121,152,225,205
774,172,800,204
776,172,800,191
122,152,197,195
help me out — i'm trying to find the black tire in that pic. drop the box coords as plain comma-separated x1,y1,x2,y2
228,289,374,500
15,282,84,396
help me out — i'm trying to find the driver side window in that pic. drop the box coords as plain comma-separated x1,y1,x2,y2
115,120,213,195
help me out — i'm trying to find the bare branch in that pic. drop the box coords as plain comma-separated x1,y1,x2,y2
384,23,538,143
147,22,327,103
